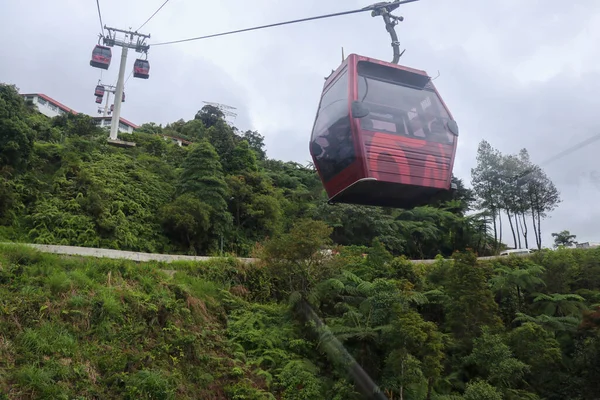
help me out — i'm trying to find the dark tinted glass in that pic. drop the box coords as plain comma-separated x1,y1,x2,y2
310,69,355,182
357,61,455,145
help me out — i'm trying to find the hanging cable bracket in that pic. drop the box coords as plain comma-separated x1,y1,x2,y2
364,0,417,64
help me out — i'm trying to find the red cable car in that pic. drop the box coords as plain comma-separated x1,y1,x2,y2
94,85,105,97
309,2,458,209
90,45,112,70
133,59,150,79
95,96,102,104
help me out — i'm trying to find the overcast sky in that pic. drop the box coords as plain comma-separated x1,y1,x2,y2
1,0,599,249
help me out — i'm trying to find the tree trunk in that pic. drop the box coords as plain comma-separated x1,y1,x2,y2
514,213,522,249
520,212,529,248
536,209,542,250
492,208,498,244
531,207,539,249
426,377,433,400
498,209,503,250
506,209,517,249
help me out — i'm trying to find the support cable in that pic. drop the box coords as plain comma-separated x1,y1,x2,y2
150,0,419,47
136,0,172,32
95,0,105,35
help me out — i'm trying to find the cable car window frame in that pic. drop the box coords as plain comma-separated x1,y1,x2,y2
356,61,455,145
310,67,356,182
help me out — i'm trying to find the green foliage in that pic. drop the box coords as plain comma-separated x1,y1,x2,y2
0,84,35,169
2,232,600,399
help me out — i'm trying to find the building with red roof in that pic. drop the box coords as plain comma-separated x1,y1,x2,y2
21,93,139,135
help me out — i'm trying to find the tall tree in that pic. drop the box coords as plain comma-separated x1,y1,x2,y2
0,84,35,169
241,130,267,160
551,230,577,248
194,104,225,128
471,141,503,250
176,140,231,247
525,166,561,250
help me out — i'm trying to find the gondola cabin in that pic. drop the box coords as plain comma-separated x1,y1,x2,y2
133,59,150,79
90,45,112,70
94,85,105,97
95,96,102,104
122,92,126,102
309,53,459,209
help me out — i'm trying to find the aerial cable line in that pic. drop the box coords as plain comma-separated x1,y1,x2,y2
136,0,172,32
95,0,105,35
150,0,419,46
514,131,600,183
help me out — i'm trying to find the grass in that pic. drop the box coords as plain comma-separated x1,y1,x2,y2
0,244,277,399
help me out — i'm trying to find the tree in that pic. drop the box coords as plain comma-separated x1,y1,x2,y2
258,219,335,302
471,140,503,250
227,140,259,175
194,104,225,128
0,83,35,169
525,166,561,250
176,140,231,249
241,130,267,160
551,230,577,248
444,251,502,343
159,194,211,254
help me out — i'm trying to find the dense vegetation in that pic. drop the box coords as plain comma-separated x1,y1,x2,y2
0,82,562,258
1,234,600,399
1,82,597,399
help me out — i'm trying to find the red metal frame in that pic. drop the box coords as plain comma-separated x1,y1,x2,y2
312,53,458,207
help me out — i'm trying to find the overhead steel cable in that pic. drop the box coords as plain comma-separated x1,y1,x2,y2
136,0,172,32
95,0,105,35
513,131,600,184
150,0,419,46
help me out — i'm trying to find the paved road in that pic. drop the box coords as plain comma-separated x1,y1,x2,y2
0,242,532,264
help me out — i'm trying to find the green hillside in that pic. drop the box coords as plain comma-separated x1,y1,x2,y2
0,82,532,259
2,82,594,399
1,238,600,399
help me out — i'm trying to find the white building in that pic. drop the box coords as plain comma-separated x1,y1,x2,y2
21,92,139,134
92,117,139,134
576,242,600,249
22,93,78,118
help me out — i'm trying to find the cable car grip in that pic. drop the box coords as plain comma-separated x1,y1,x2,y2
364,0,414,64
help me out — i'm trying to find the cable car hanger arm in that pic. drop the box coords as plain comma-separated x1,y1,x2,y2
366,1,413,63
149,0,419,49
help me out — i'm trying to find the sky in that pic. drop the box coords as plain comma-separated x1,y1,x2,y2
1,0,599,249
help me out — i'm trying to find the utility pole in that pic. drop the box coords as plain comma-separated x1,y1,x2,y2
101,26,150,144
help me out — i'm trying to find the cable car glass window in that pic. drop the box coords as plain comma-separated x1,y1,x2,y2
357,61,454,145
310,69,355,182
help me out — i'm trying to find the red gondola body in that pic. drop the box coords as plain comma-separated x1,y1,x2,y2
90,45,112,70
133,59,150,79
95,96,102,104
94,85,105,97
310,54,459,209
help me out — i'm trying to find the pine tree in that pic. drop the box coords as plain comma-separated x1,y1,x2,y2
176,140,231,240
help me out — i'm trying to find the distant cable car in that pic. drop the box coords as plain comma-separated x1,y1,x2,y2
110,104,114,112
309,4,459,209
90,45,112,70
94,85,105,97
133,59,150,79
122,92,126,102
95,96,102,104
